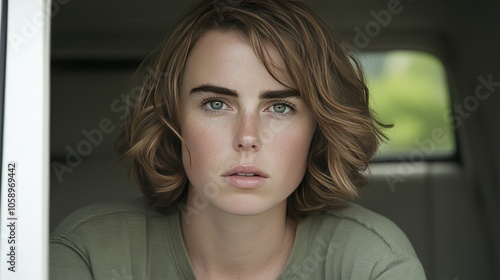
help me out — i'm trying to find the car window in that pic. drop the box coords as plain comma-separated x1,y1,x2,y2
359,50,455,161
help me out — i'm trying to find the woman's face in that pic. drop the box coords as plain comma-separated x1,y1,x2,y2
179,30,316,217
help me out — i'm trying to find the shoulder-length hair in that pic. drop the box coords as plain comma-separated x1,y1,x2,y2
116,0,388,220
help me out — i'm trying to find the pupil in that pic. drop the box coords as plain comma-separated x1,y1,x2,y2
211,101,223,110
275,104,286,113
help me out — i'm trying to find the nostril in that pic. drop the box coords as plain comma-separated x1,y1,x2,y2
237,143,257,150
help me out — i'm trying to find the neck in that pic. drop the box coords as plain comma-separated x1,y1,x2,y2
180,189,297,279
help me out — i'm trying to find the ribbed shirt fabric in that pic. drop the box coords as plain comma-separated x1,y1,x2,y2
50,198,426,279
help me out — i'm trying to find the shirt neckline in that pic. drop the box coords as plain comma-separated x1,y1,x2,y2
166,209,313,279
166,208,197,279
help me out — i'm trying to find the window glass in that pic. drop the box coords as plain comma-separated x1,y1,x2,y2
359,51,455,160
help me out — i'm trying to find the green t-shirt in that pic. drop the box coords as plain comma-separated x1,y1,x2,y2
50,198,426,279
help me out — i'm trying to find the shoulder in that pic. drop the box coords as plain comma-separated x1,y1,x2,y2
51,198,159,237
50,197,172,257
323,204,415,255
314,203,417,256
304,204,426,279
50,199,183,279
50,198,184,279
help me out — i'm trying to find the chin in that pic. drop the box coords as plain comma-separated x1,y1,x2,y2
213,196,287,217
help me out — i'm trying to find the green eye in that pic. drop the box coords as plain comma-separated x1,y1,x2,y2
200,98,229,113
273,104,287,114
270,102,295,115
209,101,224,110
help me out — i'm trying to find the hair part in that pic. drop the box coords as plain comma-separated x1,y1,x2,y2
116,0,389,220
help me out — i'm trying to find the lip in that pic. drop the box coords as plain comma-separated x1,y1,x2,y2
221,165,269,189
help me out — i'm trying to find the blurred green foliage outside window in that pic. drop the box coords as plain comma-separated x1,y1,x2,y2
359,51,456,160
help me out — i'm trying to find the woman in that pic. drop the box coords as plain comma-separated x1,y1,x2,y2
51,1,426,279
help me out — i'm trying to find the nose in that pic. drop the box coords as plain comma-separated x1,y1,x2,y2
234,113,261,151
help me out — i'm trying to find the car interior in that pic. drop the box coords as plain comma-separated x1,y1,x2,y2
49,0,500,279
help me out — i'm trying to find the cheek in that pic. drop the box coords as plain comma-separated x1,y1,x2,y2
270,123,316,180
273,119,315,157
281,133,313,168
181,122,227,173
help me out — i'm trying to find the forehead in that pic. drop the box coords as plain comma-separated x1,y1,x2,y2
181,30,294,90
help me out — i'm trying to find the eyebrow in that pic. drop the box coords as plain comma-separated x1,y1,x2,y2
190,84,300,99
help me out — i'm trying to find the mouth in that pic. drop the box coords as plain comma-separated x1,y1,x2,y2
222,166,269,188
236,172,257,177
222,166,269,178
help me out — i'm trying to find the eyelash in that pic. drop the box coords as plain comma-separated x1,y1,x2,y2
268,100,296,116
199,97,296,116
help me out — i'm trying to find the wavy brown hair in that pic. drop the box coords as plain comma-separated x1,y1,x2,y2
116,0,388,220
